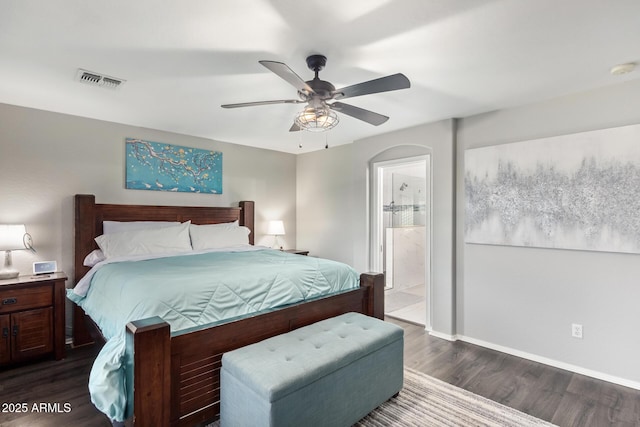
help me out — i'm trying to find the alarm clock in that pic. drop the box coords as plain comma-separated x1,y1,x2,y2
33,261,57,275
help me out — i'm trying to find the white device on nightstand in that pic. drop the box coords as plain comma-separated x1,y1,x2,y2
33,260,57,275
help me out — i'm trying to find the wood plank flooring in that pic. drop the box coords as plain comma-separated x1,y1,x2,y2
391,318,640,427
0,343,108,426
1,319,639,426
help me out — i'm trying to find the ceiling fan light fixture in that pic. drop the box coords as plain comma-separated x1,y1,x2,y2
223,55,410,133
294,106,339,132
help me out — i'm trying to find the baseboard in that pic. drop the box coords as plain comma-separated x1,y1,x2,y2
456,334,640,391
428,330,458,342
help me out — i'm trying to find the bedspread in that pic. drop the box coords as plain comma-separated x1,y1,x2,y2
67,248,359,422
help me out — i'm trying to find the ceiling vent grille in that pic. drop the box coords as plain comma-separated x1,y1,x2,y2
76,69,125,89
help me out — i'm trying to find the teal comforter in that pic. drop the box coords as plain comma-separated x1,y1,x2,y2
67,249,359,422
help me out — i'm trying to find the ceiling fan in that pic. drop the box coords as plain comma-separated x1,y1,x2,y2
221,54,411,132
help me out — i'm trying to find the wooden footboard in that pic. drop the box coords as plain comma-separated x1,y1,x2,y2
126,272,384,427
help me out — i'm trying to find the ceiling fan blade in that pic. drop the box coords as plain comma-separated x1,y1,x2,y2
330,102,389,126
259,60,316,95
221,99,303,108
289,123,301,132
334,73,410,100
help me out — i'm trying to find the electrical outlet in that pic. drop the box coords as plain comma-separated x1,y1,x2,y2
571,323,583,339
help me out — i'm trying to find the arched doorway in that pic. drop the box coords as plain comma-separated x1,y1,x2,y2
372,155,431,327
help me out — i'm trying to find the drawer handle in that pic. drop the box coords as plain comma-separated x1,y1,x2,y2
2,298,17,305
2,327,7,338
12,325,18,336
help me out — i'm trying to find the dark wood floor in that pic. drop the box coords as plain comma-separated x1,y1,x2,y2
389,318,640,427
0,343,108,426
1,319,639,426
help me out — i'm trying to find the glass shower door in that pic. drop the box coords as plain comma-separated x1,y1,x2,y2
385,172,427,288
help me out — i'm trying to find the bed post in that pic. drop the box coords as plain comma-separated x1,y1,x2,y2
73,194,96,346
239,201,255,245
360,273,384,320
126,317,171,427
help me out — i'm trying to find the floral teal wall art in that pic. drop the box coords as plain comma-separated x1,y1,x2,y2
126,138,222,194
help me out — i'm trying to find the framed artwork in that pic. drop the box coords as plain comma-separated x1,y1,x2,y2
465,124,640,253
125,138,222,194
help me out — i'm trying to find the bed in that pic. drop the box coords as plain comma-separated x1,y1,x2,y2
71,194,384,426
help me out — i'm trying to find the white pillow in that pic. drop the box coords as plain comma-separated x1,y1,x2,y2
195,220,239,229
96,221,192,258
85,221,186,265
103,220,181,234
83,249,106,267
190,224,250,250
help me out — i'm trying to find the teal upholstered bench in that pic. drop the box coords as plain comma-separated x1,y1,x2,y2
220,312,404,427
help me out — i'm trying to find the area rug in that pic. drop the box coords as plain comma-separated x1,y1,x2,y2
355,367,556,426
208,367,556,426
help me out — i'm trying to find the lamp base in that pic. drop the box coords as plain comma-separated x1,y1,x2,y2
0,269,19,280
272,235,281,250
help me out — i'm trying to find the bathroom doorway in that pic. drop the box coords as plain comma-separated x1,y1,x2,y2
372,156,430,327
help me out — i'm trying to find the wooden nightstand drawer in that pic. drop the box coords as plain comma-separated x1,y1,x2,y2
0,272,66,366
0,286,52,314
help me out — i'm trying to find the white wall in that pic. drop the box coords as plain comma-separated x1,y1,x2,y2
389,226,426,290
297,120,456,335
456,78,640,385
0,103,297,334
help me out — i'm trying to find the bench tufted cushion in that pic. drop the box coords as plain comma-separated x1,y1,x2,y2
221,312,403,402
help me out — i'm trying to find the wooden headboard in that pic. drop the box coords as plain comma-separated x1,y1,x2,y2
72,194,255,345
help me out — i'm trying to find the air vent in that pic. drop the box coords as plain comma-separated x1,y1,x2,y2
76,69,125,89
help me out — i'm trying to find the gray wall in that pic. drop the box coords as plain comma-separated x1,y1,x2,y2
457,78,640,385
297,119,456,335
0,103,297,334
298,78,640,387
4,76,640,386
296,143,356,265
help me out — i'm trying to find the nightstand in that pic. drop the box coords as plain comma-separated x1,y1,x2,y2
283,249,309,256
0,272,67,366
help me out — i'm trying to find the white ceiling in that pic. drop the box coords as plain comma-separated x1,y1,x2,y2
1,0,639,154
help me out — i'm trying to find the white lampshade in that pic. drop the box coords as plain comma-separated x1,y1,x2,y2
0,224,29,279
267,220,285,236
0,224,27,250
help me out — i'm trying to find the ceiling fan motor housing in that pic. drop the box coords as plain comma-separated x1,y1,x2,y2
306,54,327,72
298,54,336,99
302,79,336,99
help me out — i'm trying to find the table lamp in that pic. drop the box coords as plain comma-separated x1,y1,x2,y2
0,224,33,279
267,220,285,250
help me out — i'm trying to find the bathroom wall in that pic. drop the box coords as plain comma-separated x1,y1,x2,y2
387,226,426,290
383,164,427,290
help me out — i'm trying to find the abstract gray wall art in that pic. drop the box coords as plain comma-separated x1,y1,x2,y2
465,124,640,253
